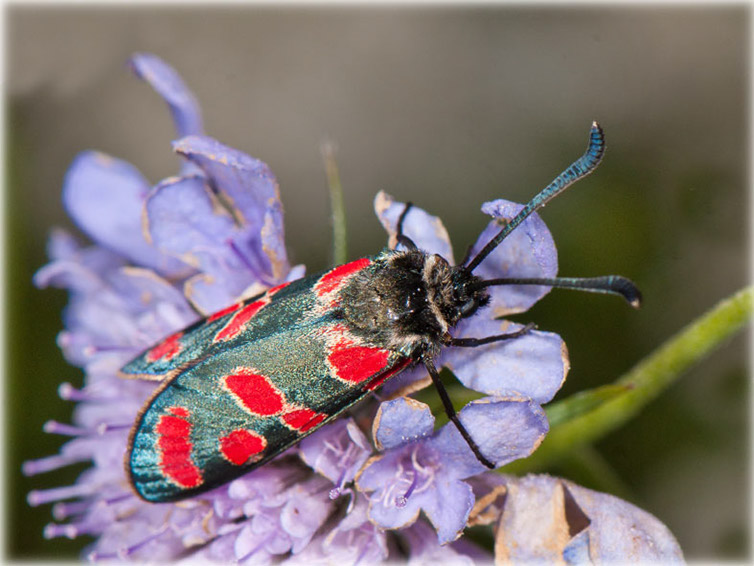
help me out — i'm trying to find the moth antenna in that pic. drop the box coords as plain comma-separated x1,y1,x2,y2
394,202,418,251
465,122,605,273
472,275,642,308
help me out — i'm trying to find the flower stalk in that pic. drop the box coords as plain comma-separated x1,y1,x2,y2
321,141,348,267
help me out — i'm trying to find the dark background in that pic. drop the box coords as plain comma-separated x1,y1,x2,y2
7,6,748,560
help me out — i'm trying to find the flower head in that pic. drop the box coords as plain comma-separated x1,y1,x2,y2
26,53,682,563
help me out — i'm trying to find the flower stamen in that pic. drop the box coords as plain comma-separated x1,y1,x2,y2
22,453,89,476
394,469,418,508
43,521,93,540
52,500,89,521
42,420,88,436
119,526,170,558
27,483,96,506
96,422,132,435
57,382,115,402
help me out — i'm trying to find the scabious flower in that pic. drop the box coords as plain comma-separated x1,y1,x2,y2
26,53,683,563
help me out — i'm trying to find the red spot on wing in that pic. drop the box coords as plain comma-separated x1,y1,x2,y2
156,407,203,488
211,281,289,332
146,331,184,363
224,369,285,416
214,300,266,342
315,258,371,297
266,281,291,295
282,409,328,432
168,406,190,418
219,429,267,466
328,344,392,384
364,357,411,391
207,302,242,323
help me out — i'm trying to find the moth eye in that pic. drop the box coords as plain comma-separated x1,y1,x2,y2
404,296,412,309
458,299,477,318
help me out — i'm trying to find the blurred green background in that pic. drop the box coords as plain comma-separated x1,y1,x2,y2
7,6,748,561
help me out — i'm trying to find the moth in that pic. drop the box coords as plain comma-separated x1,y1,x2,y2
122,122,640,502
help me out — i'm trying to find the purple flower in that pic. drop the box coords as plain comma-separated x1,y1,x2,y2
357,397,548,544
26,53,683,563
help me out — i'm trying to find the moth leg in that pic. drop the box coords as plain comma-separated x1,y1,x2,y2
448,322,536,348
423,357,495,469
394,202,418,251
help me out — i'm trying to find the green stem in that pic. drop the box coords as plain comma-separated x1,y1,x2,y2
321,141,347,266
504,286,752,473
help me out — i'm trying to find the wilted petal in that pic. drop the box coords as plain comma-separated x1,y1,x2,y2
129,53,203,138
372,397,434,451
564,479,684,563
63,151,189,277
493,475,684,564
173,135,288,283
468,199,557,316
374,191,454,262
563,530,591,564
494,474,571,563
444,316,569,403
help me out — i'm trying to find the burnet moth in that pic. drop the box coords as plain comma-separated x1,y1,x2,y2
123,122,641,503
